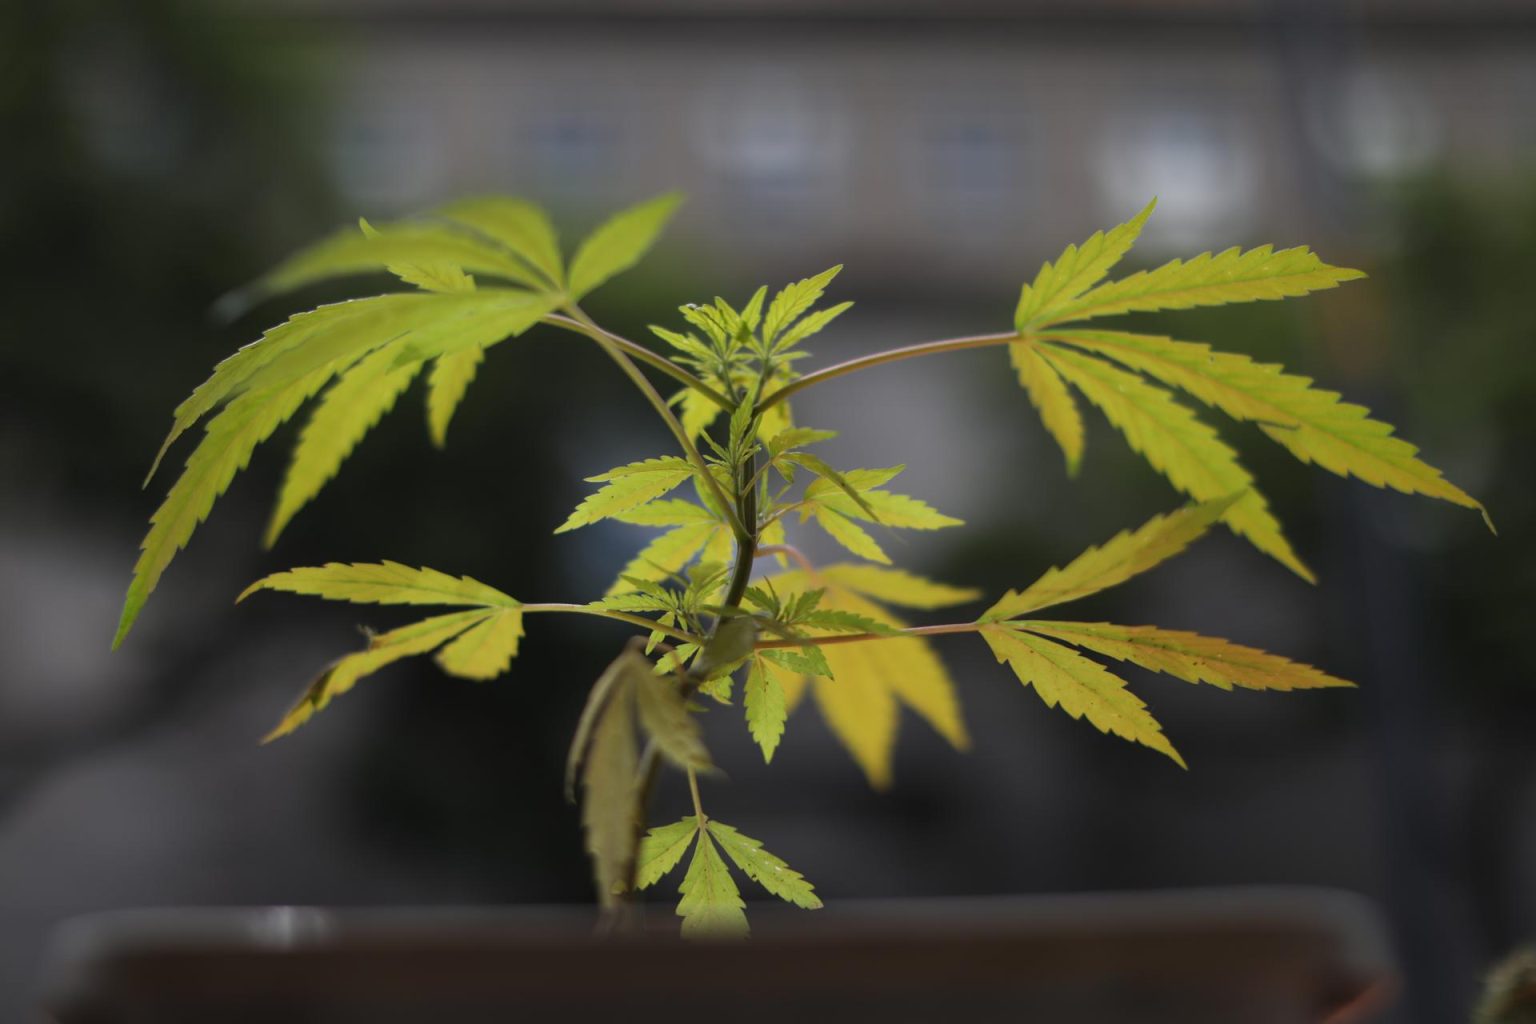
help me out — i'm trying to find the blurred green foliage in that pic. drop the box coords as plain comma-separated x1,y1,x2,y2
0,0,333,496
1383,178,1536,706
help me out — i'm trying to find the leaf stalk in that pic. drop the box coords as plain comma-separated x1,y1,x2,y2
564,305,749,542
756,331,1021,412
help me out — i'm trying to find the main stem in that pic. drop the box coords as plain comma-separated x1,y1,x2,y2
722,450,758,610
617,362,763,907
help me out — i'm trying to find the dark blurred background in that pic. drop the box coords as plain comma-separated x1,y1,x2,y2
2,0,1535,1020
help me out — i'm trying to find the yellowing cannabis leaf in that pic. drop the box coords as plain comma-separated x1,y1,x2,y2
606,522,722,597
154,292,534,478
612,498,717,527
241,292,555,395
433,610,525,680
264,344,422,546
435,196,564,287
1041,329,1491,528
793,466,961,565
637,816,820,938
557,457,699,534
635,670,713,773
1016,621,1354,692
707,820,822,909
1004,202,1483,578
776,301,853,351
230,214,546,307
119,288,557,646
425,347,484,448
384,258,475,295
1041,243,1365,326
116,367,337,649
982,496,1237,621
1010,341,1085,474
1036,344,1311,580
764,266,843,347
239,560,519,608
977,502,1356,764
803,469,963,530
606,498,725,595
811,508,890,564
568,193,683,300
677,386,721,441
240,562,524,737
566,647,721,908
744,654,791,762
676,830,748,939
572,656,643,908
980,624,1185,767
1014,199,1155,330
760,568,969,788
817,564,981,610
635,816,698,890
264,610,488,741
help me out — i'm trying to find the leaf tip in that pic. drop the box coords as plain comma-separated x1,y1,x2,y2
141,463,161,491
111,598,140,651
259,722,292,745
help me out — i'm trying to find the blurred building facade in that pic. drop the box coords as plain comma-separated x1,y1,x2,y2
273,0,1536,283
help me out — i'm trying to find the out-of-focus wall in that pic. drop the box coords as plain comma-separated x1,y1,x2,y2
286,0,1536,281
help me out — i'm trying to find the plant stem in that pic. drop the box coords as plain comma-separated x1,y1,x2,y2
544,313,735,411
686,767,707,824
754,621,981,649
624,390,763,897
564,305,748,542
756,330,1021,412
750,544,978,647
722,451,758,609
519,604,703,644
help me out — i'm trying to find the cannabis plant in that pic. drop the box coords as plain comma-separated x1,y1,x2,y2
118,194,1488,936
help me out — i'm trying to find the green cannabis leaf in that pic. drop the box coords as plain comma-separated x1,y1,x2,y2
118,286,561,648
558,457,699,534
119,191,1489,939
567,193,682,300
637,815,821,938
119,193,689,650
754,566,974,787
